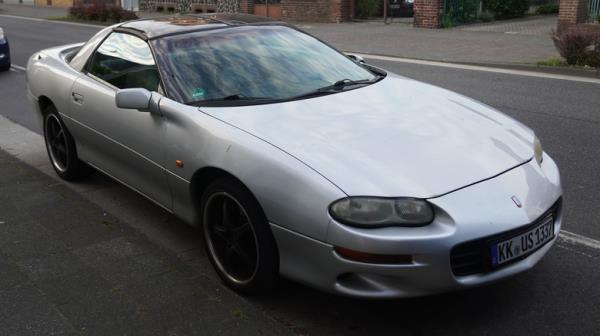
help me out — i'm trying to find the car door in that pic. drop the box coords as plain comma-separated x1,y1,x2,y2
68,32,171,209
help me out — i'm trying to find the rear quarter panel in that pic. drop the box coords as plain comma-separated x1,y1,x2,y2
26,44,84,129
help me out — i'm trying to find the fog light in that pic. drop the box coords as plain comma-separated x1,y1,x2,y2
334,246,412,264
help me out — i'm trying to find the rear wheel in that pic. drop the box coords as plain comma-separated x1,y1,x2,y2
43,105,93,181
201,177,279,294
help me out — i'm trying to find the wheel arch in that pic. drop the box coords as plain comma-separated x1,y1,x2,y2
38,95,55,116
189,165,280,259
189,166,270,224
189,166,232,210
34,95,59,132
194,166,282,292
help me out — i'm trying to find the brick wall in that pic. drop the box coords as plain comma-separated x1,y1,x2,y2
558,0,588,29
413,0,442,28
280,0,350,22
329,0,351,22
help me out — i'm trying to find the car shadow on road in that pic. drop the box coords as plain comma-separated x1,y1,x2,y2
70,171,583,336
251,275,523,336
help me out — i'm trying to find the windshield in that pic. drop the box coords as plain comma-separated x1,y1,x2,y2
151,25,376,105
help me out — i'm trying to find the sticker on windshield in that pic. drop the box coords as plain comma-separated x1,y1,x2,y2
192,88,205,100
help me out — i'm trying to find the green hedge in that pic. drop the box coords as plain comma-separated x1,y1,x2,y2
536,4,559,15
441,0,531,28
447,0,480,24
441,0,480,27
355,0,382,19
483,0,529,19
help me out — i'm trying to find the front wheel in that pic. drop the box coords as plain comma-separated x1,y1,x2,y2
43,105,93,181
201,177,279,294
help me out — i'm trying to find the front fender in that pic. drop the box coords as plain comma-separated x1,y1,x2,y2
160,98,346,241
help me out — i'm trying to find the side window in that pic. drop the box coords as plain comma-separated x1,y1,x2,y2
86,32,161,92
69,27,111,72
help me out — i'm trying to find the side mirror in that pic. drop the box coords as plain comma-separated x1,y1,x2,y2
347,54,366,64
115,88,151,111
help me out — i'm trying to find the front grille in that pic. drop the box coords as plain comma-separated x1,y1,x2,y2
450,198,561,276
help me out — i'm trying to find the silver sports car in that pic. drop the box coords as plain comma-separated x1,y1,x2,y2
26,14,562,298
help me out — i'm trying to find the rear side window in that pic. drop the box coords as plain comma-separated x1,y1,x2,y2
86,32,161,92
69,26,111,72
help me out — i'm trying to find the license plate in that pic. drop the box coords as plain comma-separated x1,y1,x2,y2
491,217,554,266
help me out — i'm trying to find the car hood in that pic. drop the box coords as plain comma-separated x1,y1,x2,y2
201,74,535,198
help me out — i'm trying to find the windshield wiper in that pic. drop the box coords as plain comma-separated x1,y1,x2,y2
224,94,274,101
190,94,275,106
290,76,383,101
219,94,273,101
319,78,378,92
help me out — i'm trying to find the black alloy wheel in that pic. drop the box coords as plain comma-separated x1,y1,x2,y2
201,177,278,294
43,105,93,180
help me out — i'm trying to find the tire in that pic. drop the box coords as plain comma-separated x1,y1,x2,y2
0,63,10,72
201,177,279,294
43,105,93,181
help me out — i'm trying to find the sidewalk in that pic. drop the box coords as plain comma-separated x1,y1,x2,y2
0,3,68,19
300,18,559,65
459,15,557,35
0,3,560,65
0,147,291,335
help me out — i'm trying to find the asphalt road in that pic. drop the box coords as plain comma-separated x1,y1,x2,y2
1,15,600,335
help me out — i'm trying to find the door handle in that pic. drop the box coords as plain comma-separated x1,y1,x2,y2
72,92,84,104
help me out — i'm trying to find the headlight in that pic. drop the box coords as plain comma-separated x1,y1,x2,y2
329,197,434,228
534,135,543,165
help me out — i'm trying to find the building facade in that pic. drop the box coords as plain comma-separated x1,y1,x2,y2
23,0,445,27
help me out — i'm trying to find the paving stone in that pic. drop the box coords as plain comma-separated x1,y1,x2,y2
25,200,110,233
34,268,117,307
0,229,70,260
12,181,71,209
0,218,51,246
121,271,206,308
0,259,29,291
73,237,146,266
0,284,76,335
52,220,127,250
0,167,47,190
0,197,34,224
49,286,139,336
0,2,69,19
91,253,173,287
26,208,131,246
460,16,556,36
128,296,249,336
16,252,88,281
0,149,293,335
300,17,559,65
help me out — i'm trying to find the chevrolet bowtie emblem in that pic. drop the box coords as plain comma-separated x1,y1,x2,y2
511,196,522,208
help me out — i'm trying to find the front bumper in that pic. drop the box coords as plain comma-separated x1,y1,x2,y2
271,154,562,298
